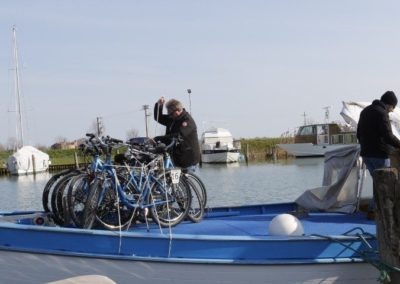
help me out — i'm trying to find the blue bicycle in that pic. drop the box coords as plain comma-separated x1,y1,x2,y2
82,136,193,230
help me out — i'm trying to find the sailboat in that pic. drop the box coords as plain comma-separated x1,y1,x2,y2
6,27,51,175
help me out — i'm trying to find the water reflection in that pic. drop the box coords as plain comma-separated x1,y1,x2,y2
0,159,373,212
0,172,52,212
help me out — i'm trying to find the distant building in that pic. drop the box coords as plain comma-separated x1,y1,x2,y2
51,141,78,150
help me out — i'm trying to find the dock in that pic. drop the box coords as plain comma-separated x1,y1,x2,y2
0,164,85,176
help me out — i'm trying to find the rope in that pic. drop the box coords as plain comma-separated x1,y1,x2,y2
311,229,400,283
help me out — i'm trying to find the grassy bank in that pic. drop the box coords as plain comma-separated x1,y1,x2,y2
0,137,293,167
239,137,294,160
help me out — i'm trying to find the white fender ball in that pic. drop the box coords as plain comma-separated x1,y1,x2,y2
268,213,304,236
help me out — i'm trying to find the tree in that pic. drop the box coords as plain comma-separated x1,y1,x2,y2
6,137,17,150
126,129,139,140
54,136,67,143
88,117,106,136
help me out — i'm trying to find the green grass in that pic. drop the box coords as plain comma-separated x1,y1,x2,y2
0,137,294,168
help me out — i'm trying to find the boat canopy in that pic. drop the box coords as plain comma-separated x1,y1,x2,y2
202,128,233,139
340,101,400,139
7,146,50,174
296,145,362,213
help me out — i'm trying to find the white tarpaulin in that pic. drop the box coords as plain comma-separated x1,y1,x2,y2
295,145,361,213
7,146,50,175
340,101,400,139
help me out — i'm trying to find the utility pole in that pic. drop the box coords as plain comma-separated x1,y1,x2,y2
96,117,104,136
323,106,330,123
187,89,192,114
302,112,307,126
142,105,150,137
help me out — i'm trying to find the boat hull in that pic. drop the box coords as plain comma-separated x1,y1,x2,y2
201,150,240,163
0,203,379,283
277,143,354,157
0,249,379,284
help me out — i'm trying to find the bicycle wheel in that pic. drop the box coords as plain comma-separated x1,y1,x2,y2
94,176,137,230
66,173,93,228
148,172,191,227
50,172,79,226
184,172,207,208
82,178,102,229
183,176,204,223
42,169,75,212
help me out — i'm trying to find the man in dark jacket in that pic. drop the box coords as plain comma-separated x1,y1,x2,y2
357,91,400,174
154,97,200,172
357,91,400,217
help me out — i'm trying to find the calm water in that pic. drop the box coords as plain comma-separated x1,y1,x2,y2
0,158,331,212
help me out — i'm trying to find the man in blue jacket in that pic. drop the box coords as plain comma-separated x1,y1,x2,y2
357,91,400,217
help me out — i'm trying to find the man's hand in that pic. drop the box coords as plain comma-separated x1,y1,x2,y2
158,97,166,105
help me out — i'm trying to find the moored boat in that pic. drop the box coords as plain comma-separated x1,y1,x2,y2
0,146,383,283
0,202,379,284
201,128,241,163
277,122,357,157
6,27,51,175
7,146,51,175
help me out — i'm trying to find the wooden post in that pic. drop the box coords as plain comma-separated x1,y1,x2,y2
245,144,249,166
373,168,400,283
74,152,79,169
32,155,36,174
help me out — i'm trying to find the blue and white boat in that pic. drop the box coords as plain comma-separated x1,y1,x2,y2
0,146,382,283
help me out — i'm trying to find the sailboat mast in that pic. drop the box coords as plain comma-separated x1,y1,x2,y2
12,26,24,148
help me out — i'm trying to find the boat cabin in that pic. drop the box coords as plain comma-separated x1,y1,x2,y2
294,123,357,145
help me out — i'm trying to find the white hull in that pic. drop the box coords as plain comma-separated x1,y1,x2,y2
201,128,241,163
202,151,240,163
6,146,50,175
277,143,353,157
0,249,379,284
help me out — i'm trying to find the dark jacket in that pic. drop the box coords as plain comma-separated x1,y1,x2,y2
357,99,400,158
154,103,200,167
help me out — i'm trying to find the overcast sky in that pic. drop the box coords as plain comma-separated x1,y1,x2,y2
0,0,399,146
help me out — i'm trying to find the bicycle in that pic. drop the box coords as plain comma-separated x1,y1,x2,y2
150,136,206,223
82,136,193,230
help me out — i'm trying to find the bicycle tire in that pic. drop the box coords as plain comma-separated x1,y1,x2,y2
82,178,102,229
93,175,137,231
42,169,75,212
66,173,93,228
183,176,204,223
148,172,191,227
50,172,79,226
184,172,207,208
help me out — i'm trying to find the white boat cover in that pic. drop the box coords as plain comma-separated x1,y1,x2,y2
7,146,50,175
295,145,361,213
340,101,400,139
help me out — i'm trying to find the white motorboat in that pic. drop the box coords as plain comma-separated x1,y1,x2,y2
201,127,241,163
6,27,50,175
278,101,400,158
277,122,357,157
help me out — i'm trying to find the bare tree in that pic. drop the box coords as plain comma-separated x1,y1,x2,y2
126,128,139,140
54,136,67,143
6,137,17,150
88,117,106,136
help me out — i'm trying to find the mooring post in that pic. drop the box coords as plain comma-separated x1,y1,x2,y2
74,151,79,169
373,168,400,283
32,155,36,174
